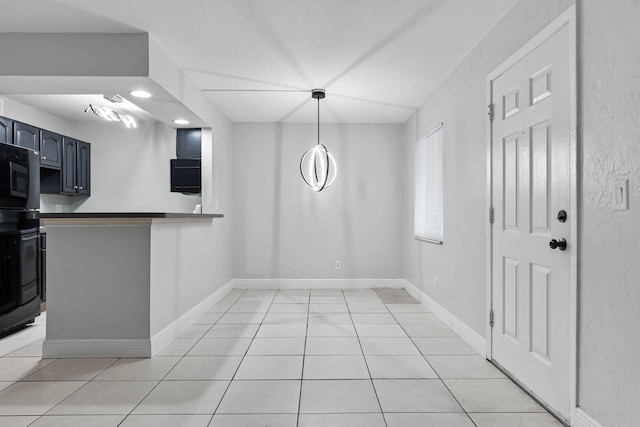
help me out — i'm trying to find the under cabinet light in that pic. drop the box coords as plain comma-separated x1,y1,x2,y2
173,119,190,125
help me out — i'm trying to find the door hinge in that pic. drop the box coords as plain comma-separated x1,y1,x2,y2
488,103,495,121
489,206,494,224
489,309,494,327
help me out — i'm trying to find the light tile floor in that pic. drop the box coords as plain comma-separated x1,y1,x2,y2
0,288,564,426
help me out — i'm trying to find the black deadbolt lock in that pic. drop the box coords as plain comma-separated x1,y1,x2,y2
557,210,567,223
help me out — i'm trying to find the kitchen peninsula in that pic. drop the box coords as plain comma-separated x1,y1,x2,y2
40,212,223,358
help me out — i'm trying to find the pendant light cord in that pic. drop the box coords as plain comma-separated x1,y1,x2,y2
317,96,320,146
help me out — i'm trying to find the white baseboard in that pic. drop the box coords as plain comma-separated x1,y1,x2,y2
233,278,406,289
150,279,235,355
43,339,151,358
573,408,604,427
41,279,487,359
42,280,235,358
402,279,487,356
233,278,486,356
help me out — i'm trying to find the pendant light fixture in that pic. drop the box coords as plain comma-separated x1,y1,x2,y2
300,89,337,191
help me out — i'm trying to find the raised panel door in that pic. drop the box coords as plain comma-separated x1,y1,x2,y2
491,23,572,420
75,141,90,196
13,122,39,151
0,116,13,144
61,137,77,194
40,130,63,169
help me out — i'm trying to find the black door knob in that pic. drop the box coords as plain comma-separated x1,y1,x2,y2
549,238,567,251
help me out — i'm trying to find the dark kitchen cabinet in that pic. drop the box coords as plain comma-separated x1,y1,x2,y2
13,122,39,151
0,115,91,197
176,128,201,159
62,138,90,195
62,138,76,194
0,116,13,144
76,141,90,196
39,130,62,169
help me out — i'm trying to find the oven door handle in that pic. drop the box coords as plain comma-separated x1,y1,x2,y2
20,233,39,241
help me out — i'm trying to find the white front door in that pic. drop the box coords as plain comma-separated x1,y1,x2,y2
490,22,573,420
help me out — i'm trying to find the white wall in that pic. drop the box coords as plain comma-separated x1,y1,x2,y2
0,33,149,78
403,0,575,337
149,99,235,335
69,113,237,336
203,113,235,288
233,123,404,280
65,120,199,213
149,220,225,337
578,1,640,425
403,1,640,426
45,223,151,341
0,96,71,137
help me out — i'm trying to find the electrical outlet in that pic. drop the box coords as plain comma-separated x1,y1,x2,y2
55,204,62,213
434,278,438,291
335,260,342,270
215,199,219,210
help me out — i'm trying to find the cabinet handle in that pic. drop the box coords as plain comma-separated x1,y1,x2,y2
42,156,47,160
74,185,78,189
79,187,83,190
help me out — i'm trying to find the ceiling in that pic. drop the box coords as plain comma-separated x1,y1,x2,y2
8,94,153,124
1,0,517,124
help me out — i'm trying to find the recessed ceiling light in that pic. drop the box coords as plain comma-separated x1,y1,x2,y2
129,90,152,98
173,119,190,125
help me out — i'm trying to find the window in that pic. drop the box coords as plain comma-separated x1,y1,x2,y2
414,123,443,243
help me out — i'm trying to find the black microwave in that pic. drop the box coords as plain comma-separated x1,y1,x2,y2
170,158,201,194
0,143,40,210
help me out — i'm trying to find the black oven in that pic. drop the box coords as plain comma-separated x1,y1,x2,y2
0,143,40,211
0,224,41,336
0,143,41,336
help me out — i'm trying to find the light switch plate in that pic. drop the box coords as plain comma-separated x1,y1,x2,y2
613,179,629,210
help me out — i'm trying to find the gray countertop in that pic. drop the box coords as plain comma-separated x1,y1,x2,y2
40,212,223,219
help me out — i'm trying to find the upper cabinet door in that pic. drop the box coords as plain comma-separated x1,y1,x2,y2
14,122,39,151
176,128,201,159
75,141,90,196
61,137,78,194
0,116,13,144
40,130,63,169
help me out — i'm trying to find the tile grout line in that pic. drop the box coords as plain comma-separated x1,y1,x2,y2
0,289,558,426
23,356,121,426
207,288,274,423
387,300,479,426
117,288,246,427
345,289,389,427
295,289,311,427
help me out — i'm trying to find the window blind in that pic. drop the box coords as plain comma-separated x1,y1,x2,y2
414,124,443,243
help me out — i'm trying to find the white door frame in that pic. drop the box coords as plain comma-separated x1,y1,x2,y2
485,4,578,420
